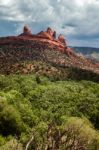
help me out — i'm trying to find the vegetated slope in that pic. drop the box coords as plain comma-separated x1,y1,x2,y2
0,75,99,149
72,46,99,62
0,26,99,82
0,43,99,82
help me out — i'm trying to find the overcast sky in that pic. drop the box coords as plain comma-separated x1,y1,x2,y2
0,0,99,47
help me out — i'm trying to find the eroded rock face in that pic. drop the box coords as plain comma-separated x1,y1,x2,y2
1,26,69,53
20,26,32,36
46,27,56,39
37,31,53,40
24,26,32,35
53,31,56,39
58,34,67,47
37,28,57,41
1,25,99,75
47,27,54,36
19,26,67,48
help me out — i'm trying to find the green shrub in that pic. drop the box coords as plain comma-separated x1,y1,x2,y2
0,101,24,136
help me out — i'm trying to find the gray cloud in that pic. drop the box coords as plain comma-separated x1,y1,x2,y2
0,0,99,47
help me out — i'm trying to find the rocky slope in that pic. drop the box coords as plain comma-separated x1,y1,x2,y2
72,47,99,62
0,26,99,81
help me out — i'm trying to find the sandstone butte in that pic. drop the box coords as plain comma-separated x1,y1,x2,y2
0,26,74,56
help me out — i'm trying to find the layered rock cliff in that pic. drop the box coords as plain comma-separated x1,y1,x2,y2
0,26,74,55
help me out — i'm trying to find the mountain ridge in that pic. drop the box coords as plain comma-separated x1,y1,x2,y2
0,26,99,81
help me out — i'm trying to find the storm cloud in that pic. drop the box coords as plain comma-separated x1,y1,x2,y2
0,0,99,47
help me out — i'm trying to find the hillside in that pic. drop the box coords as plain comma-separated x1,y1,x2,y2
72,47,99,62
0,26,99,150
0,26,99,82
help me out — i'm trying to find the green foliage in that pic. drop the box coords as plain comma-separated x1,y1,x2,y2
0,100,25,136
0,135,6,146
0,138,23,150
0,74,99,149
36,75,41,84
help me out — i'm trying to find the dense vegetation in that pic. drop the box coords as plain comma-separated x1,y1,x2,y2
0,74,99,149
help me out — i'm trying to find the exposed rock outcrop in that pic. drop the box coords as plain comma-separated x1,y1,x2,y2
37,27,56,41
58,34,67,47
19,26,32,36
0,26,99,76
37,31,53,40
0,26,73,55
47,27,55,39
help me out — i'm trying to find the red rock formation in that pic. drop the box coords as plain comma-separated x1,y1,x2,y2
58,34,67,47
37,27,56,41
0,26,99,75
19,26,32,36
37,31,53,40
65,47,74,56
53,31,56,39
47,27,54,38
0,26,72,54
46,27,58,40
